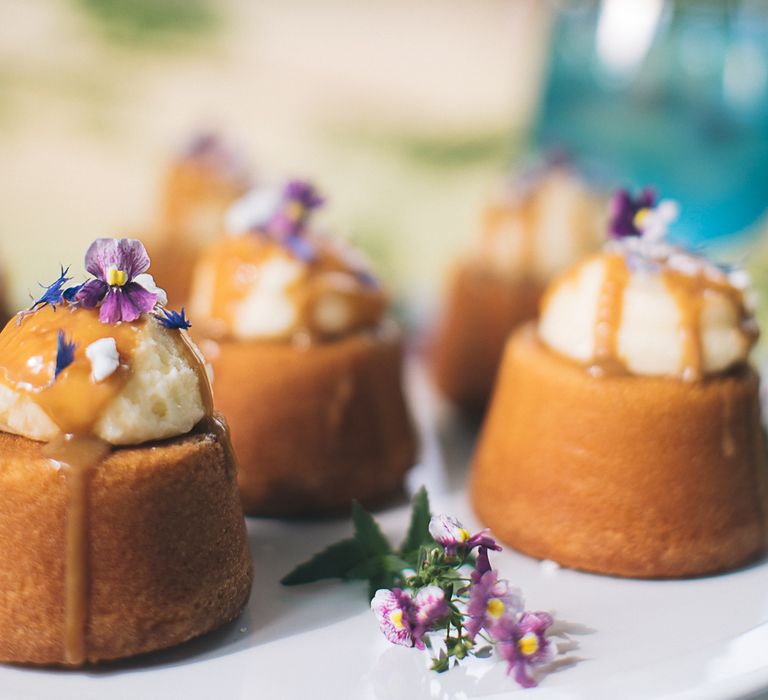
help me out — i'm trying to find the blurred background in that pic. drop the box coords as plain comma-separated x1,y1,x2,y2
1,0,767,321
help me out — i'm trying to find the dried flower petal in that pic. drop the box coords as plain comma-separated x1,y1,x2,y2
55,330,76,379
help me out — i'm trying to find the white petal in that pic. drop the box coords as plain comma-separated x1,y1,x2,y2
134,273,167,307
85,338,120,383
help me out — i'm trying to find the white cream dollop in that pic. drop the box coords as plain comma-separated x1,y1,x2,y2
478,168,604,280
539,252,755,378
85,337,120,383
0,317,206,445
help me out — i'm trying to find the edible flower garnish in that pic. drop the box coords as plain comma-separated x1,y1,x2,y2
27,266,73,314
226,179,324,262
181,131,249,182
281,489,576,688
495,611,557,688
54,330,76,379
76,238,161,323
267,180,324,238
608,187,656,239
155,307,192,330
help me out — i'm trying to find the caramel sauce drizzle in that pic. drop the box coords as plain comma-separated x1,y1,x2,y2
593,253,630,374
160,160,248,237
580,252,754,380
196,235,387,342
0,305,213,665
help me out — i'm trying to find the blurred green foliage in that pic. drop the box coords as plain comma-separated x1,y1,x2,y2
331,126,518,172
75,0,219,46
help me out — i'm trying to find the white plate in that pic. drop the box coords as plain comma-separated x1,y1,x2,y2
2,364,768,700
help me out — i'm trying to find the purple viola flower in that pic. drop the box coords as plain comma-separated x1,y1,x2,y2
428,515,502,557
465,570,524,641
267,179,324,238
75,238,160,324
495,611,556,688
608,187,656,239
55,330,76,379
371,588,416,648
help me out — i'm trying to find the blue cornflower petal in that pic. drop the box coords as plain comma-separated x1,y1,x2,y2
155,307,192,330
281,234,316,263
55,330,77,379
62,284,83,302
30,266,72,312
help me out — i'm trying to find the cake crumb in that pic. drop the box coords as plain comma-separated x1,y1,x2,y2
540,559,560,574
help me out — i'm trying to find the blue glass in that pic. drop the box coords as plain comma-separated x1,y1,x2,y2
532,0,768,246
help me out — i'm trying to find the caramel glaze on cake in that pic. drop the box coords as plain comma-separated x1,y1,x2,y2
472,253,768,578
147,138,251,308
191,229,417,517
431,168,602,413
0,306,252,665
430,262,543,415
201,326,417,516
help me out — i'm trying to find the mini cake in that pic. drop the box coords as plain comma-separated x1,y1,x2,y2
148,132,252,308
471,189,767,578
189,180,418,516
431,158,603,412
0,239,252,666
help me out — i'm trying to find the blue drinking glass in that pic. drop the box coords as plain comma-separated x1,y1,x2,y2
532,0,768,246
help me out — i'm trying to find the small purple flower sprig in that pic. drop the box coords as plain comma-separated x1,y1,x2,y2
282,489,566,689
372,514,557,687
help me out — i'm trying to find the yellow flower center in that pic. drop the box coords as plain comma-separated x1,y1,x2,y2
286,201,305,222
486,598,505,619
107,267,128,287
389,609,405,630
633,208,650,230
458,528,470,543
518,632,539,657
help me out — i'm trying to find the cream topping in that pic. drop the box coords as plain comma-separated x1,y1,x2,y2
189,207,387,343
539,245,756,380
476,167,604,280
0,310,207,445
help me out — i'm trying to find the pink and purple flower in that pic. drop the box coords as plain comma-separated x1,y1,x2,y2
76,238,163,323
371,586,448,650
495,611,556,688
428,515,501,557
466,569,524,641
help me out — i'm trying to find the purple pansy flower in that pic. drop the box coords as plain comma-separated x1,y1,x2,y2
495,611,556,688
428,515,502,557
75,239,161,324
267,180,324,238
466,570,524,641
608,187,656,239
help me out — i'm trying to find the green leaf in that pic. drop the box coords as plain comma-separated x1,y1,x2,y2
473,646,493,659
368,571,398,601
352,501,392,556
280,538,366,586
399,486,433,556
380,554,412,574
